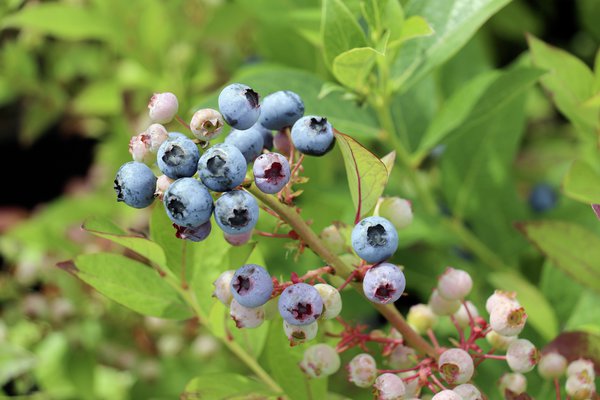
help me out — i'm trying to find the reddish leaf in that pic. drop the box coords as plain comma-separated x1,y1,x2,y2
592,204,600,220
543,331,600,374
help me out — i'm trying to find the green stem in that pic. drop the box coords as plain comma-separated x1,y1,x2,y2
247,185,436,358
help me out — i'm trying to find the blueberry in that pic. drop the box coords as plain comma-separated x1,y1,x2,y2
278,283,323,326
351,216,398,263
173,221,212,242
197,143,247,192
362,263,405,304
253,152,291,194
157,135,200,179
291,116,335,156
224,125,265,163
261,128,274,151
230,264,273,308
214,190,259,235
218,83,260,130
114,161,157,208
258,90,304,130
163,178,213,228
529,183,557,213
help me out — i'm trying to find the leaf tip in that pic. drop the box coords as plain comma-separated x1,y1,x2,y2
56,259,79,275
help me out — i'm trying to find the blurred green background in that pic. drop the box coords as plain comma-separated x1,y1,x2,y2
0,0,599,399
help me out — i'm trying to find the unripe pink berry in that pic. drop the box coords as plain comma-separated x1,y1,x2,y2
407,303,437,334
314,283,342,319
376,197,413,230
489,303,527,336
274,130,291,155
213,270,235,306
223,231,253,246
538,352,567,379
453,383,483,400
438,348,474,384
431,389,462,400
506,339,539,373
129,133,154,165
374,373,406,400
429,289,461,316
486,290,519,314
148,92,178,124
347,353,377,388
145,123,168,152
565,374,596,400
229,299,264,328
190,108,225,140
283,320,318,344
437,267,472,301
320,224,346,255
452,301,479,329
155,174,174,200
498,372,527,394
566,358,595,381
387,345,417,369
485,330,517,351
299,344,340,378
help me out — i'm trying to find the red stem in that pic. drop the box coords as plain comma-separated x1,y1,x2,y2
554,377,561,400
175,115,191,130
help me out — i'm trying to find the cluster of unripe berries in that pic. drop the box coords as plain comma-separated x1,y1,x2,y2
114,84,335,242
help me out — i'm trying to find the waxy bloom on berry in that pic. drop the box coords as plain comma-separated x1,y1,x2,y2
229,299,264,329
373,373,406,400
437,267,473,301
347,353,377,388
498,372,527,395
538,352,567,379
438,348,474,384
506,339,539,373
299,344,340,378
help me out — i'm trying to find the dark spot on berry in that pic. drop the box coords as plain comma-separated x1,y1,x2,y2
163,144,185,166
374,283,395,301
244,89,260,108
366,224,387,247
114,179,123,201
309,117,328,133
202,119,222,133
207,154,226,174
264,162,283,182
233,275,251,295
292,330,306,340
167,196,186,219
228,208,249,227
292,302,313,320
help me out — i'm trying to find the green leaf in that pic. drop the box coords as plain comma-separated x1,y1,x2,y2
565,291,600,333
2,3,118,42
380,151,396,178
335,131,389,222
182,373,272,399
391,0,511,91
540,261,584,327
321,0,368,68
528,34,599,136
332,47,379,92
389,16,434,48
563,160,600,204
0,343,36,386
71,253,192,319
149,203,190,277
488,271,558,341
83,217,167,267
414,67,543,164
517,221,600,292
361,0,405,42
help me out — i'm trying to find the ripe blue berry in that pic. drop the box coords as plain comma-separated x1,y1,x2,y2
173,221,211,242
278,283,323,326
197,143,247,192
163,178,213,228
157,135,200,179
529,183,557,213
351,216,398,263
258,90,304,130
218,83,260,130
291,116,335,156
253,153,291,194
114,162,157,208
214,190,259,235
362,263,405,304
224,125,265,163
261,128,274,151
230,264,273,308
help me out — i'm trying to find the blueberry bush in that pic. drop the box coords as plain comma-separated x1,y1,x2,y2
1,0,599,399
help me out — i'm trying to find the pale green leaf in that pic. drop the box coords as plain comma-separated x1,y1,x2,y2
380,151,396,178
321,0,368,67
72,80,123,116
563,160,600,204
332,47,378,92
182,373,272,399
389,16,434,48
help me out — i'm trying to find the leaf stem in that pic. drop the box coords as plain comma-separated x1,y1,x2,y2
246,186,436,358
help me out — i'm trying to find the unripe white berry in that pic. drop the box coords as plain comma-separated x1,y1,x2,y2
146,123,169,152
431,389,462,400
490,303,527,336
453,383,483,400
486,290,520,314
437,267,473,301
387,345,417,369
157,334,183,356
498,372,527,394
190,108,225,140
320,225,346,255
506,339,539,373
314,283,342,320
191,334,220,358
398,371,421,397
148,92,179,124
565,374,596,400
374,373,406,400
229,299,264,328
538,352,567,379
452,301,479,328
299,344,340,378
223,231,253,246
283,320,318,344
348,353,378,388
407,303,437,334
155,174,174,200
212,270,235,306
438,348,474,384
129,133,154,165
429,289,461,316
485,330,518,351
376,197,413,230
566,358,595,381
